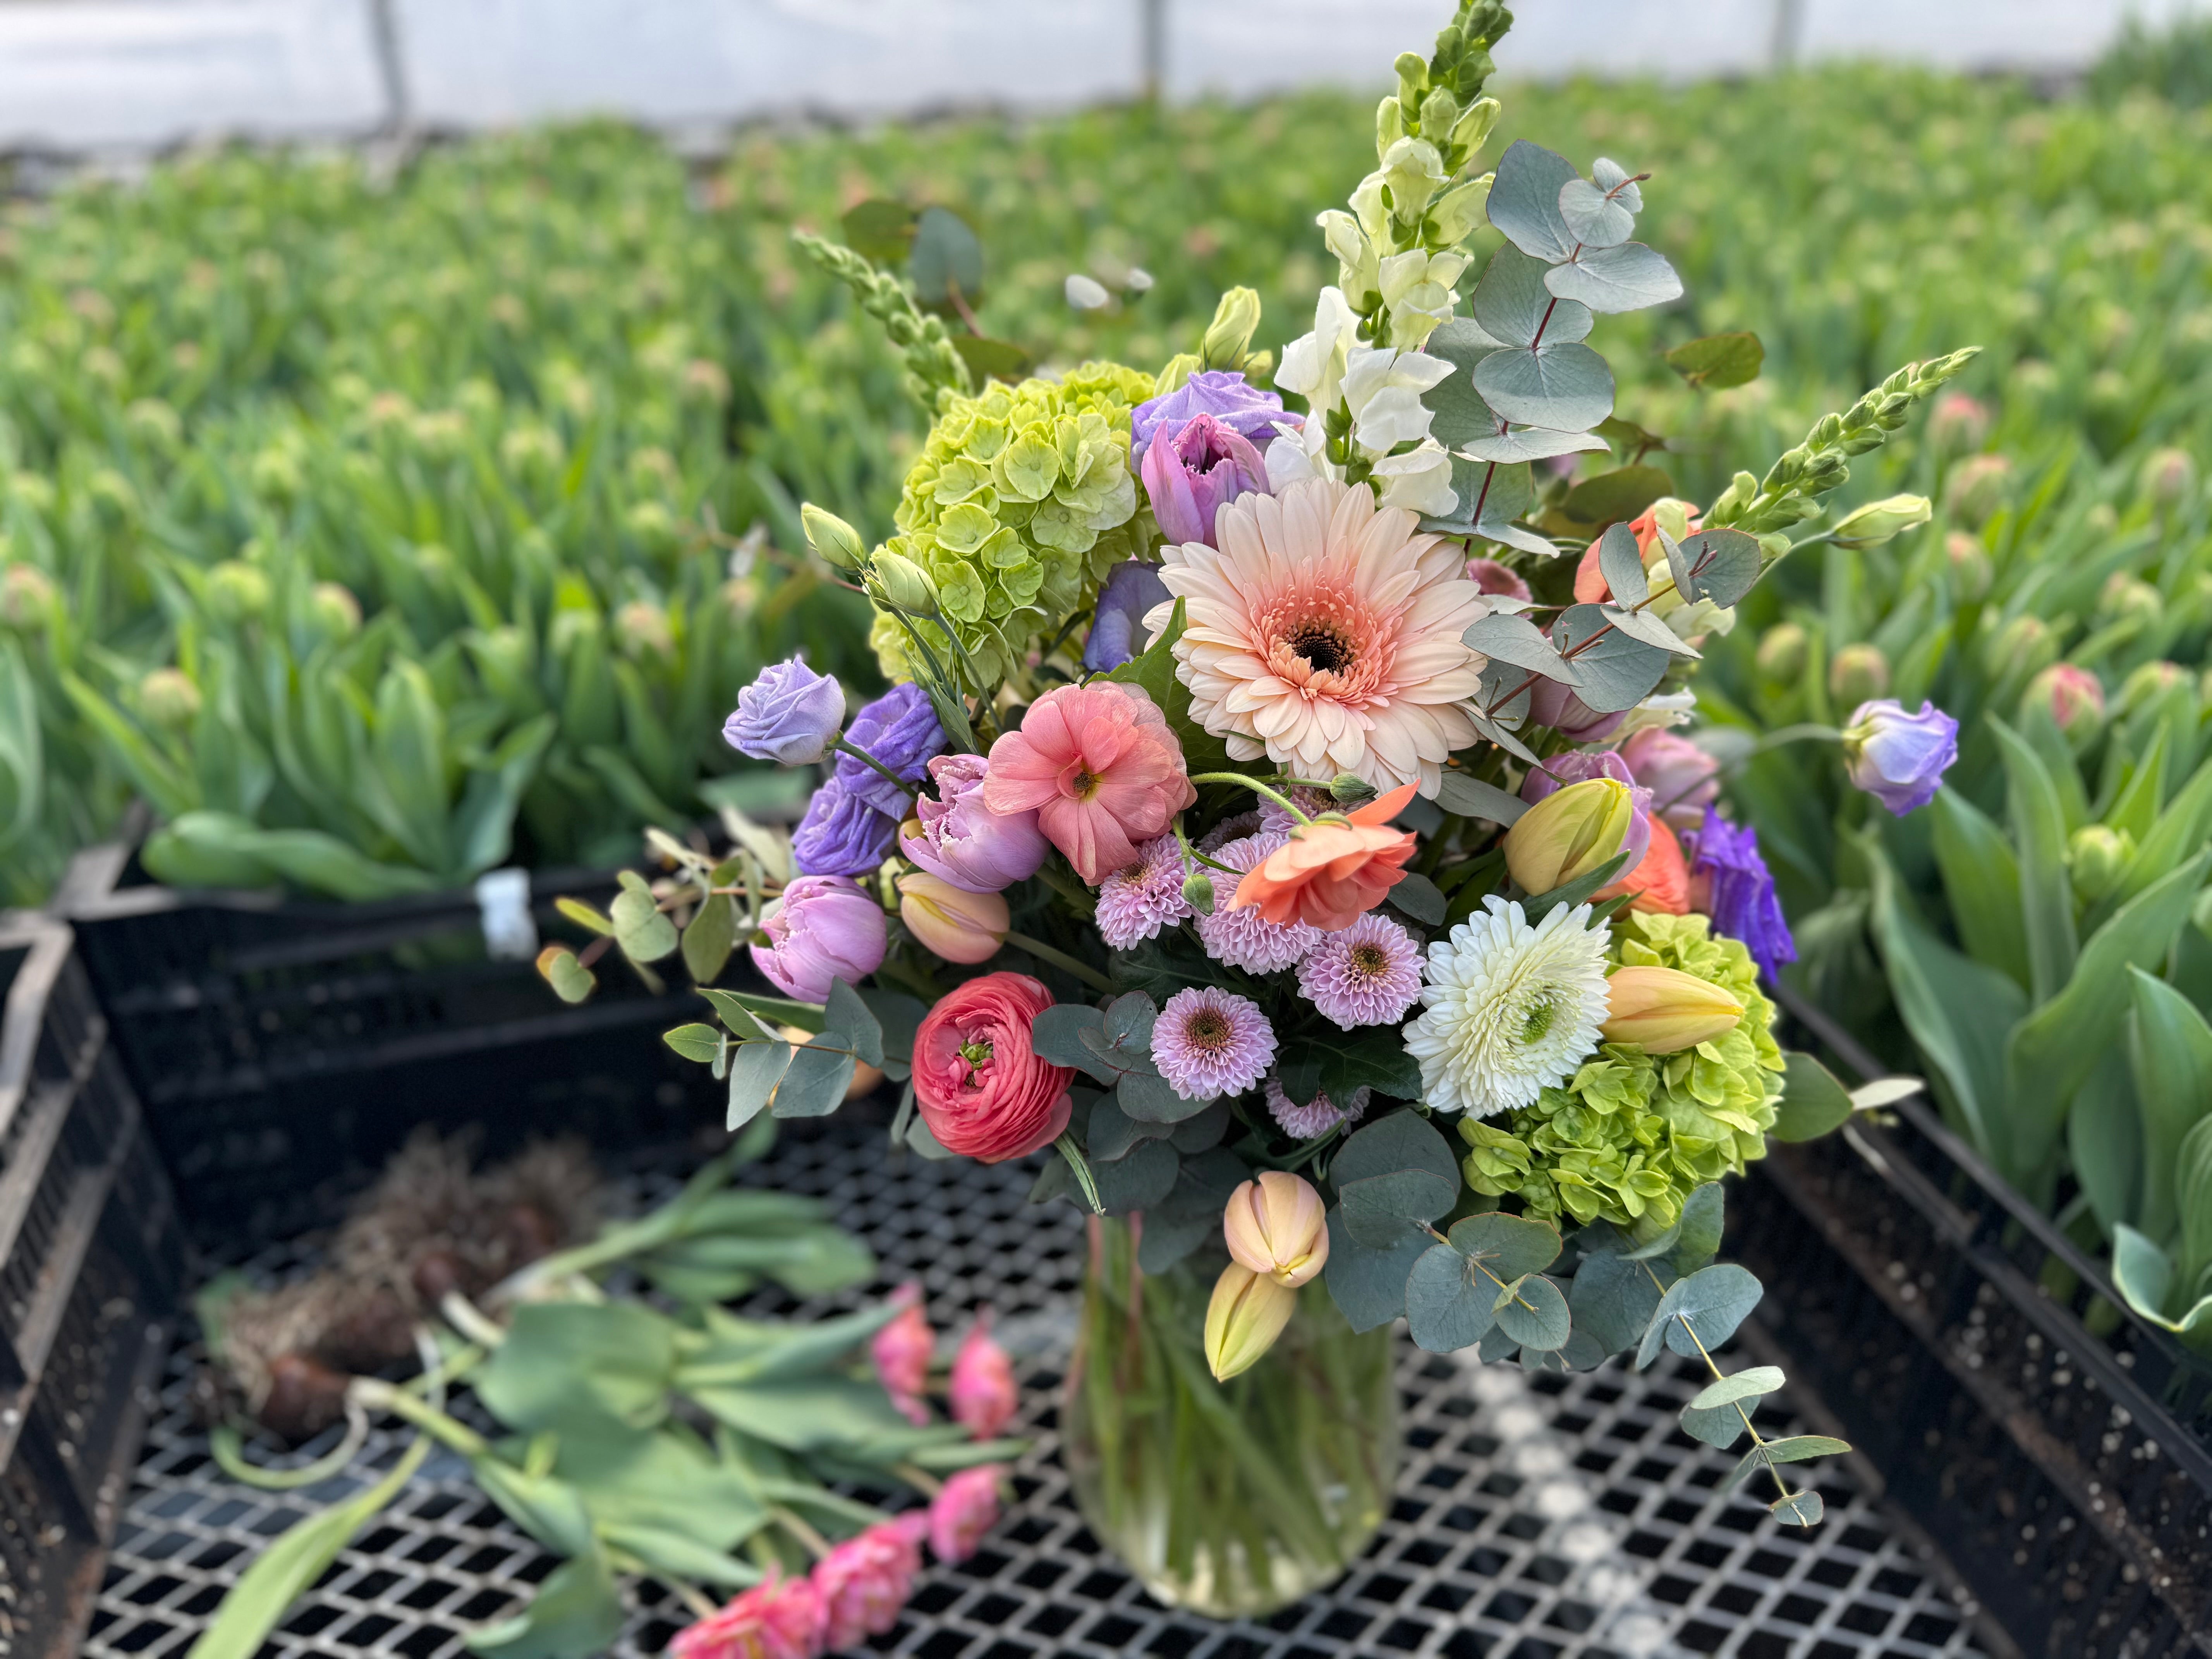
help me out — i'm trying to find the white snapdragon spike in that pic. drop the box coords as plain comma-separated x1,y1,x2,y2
1376,137,1449,225
1274,286,1360,417
1317,210,1381,310
1379,249,1470,349
1368,443,1460,517
1341,344,1453,451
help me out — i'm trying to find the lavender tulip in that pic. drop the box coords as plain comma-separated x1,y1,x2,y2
1685,808,1796,982
1082,560,1171,672
723,657,844,766
1842,699,1959,816
1141,412,1271,549
750,874,888,1003
1130,369,1298,461
902,754,1049,892
1522,750,1652,878
792,776,898,878
1620,727,1721,833
835,683,945,816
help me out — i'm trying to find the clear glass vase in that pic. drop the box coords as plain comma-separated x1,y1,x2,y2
1061,1216,1400,1618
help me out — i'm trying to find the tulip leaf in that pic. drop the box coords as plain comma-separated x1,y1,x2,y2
1491,1271,1572,1351
1664,332,1765,390
2126,968,2212,1243
2111,1222,2179,1325
1406,1242,1498,1352
1635,1263,1763,1370
1550,603,1671,713
1992,718,2077,1003
1486,140,1581,264
1324,1209,1431,1332
2092,748,2212,931
1520,851,1632,926
1932,786,2029,992
1568,1247,1672,1355
2067,1045,2142,1239
477,1303,678,1436
1773,1052,1855,1143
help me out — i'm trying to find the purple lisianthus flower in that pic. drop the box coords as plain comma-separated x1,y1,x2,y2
1082,559,1171,672
1842,699,1959,815
750,874,887,1003
1685,808,1796,982
1521,750,1653,879
1527,677,1628,745
1141,412,1271,549
1129,369,1298,461
901,754,1049,893
835,682,945,816
722,657,844,765
792,776,898,878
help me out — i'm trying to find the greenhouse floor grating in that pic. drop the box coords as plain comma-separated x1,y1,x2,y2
83,1121,1999,1659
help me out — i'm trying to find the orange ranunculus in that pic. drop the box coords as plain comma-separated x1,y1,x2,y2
1599,817,1691,915
1229,783,1419,932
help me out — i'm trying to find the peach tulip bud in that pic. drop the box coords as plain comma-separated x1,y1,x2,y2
896,872,1008,965
1204,1262,1297,1382
1221,1171,1330,1288
1503,778,1634,895
1601,965,1744,1053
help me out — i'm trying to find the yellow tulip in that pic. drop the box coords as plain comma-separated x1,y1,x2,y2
1503,778,1634,893
1221,1171,1329,1288
1204,1262,1297,1382
1601,965,1744,1053
895,872,1007,965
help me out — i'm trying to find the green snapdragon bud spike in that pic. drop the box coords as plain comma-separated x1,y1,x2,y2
1375,96,1405,157
1395,52,1429,110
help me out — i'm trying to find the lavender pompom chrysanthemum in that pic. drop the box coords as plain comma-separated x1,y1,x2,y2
1152,987,1276,1102
1095,833,1192,948
1297,913,1424,1027
1257,788,1333,837
1685,808,1797,982
1195,834,1322,971
1264,1076,1371,1140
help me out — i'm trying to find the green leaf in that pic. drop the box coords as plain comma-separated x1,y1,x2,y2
1435,773,1528,826
555,897,615,936
1323,1208,1430,1333
1275,1025,1424,1107
907,205,985,308
1932,787,2029,991
2112,1222,2178,1325
477,1302,677,1434
771,1031,857,1118
1085,1092,1171,1162
2126,968,2212,1242
1468,244,1583,348
1992,718,2078,1004
682,893,738,984
143,811,438,901
1092,1138,1179,1215
663,1023,722,1064
548,1422,765,1549
860,987,927,1080
1474,338,1614,433
688,1376,916,1453
1521,850,1632,925
727,1037,793,1132
185,1437,431,1659
465,1544,623,1659
2094,745,2212,928
1446,1211,1562,1279
1547,241,1681,314
2068,1046,2141,1238
1560,465,1673,531
1664,332,1764,390
1668,1183,1725,1273
840,198,918,264
1549,605,1668,713
1388,870,1447,925
952,335,1033,385
1773,1053,1855,1143
610,882,679,964
1136,1148,1248,1274
1491,1272,1572,1350
1635,1264,1762,1370
537,947,596,1005
1679,1365,1786,1449
1406,1242,1496,1352
1333,1111,1462,1247
1770,1489,1826,1526
1668,528,1761,609
825,979,883,1069
1486,141,1580,264
1594,522,1649,606
1567,1249,1670,1354
702,987,823,1037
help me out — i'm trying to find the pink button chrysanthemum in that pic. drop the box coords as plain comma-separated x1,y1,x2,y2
1195,835,1322,972
1145,476,1491,798
1152,987,1276,1102
1094,833,1192,948
1296,913,1424,1027
1264,1075,1372,1139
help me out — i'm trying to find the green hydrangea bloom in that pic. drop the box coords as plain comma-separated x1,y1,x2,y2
871,362,1156,689
1457,912,1786,1233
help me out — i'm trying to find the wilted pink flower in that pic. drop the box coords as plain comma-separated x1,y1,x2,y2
871,1284,933,1427
811,1520,924,1650
670,1571,828,1659
1619,727,1720,833
901,754,1049,894
927,1466,1006,1564
948,1315,1018,1441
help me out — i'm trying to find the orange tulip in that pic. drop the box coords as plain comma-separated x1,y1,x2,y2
1229,783,1419,932
1599,817,1690,916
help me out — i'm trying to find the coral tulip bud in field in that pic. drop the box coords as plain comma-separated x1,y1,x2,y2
1827,642,1891,706
1601,965,1744,1053
873,551,939,615
897,872,1008,965
1830,494,1931,549
1204,1262,1297,1381
1926,392,1990,457
801,502,868,569
1504,779,1636,895
1983,615,2056,680
139,668,201,727
2141,446,2197,510
2068,825,2134,903
2023,664,2105,744
1222,1171,1330,1288
1755,622,1807,684
1945,532,1992,602
1948,453,2013,528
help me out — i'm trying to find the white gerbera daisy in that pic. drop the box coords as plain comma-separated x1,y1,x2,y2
1404,896,1611,1117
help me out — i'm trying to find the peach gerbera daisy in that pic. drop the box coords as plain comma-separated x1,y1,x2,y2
1144,477,1489,797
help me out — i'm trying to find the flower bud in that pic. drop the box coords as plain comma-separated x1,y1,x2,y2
2099,572,2160,629
1449,96,1501,155
802,503,868,570
2193,885,2212,941
1374,95,1405,156
2068,824,2134,904
1221,1171,1330,1288
615,598,674,658
1755,622,1808,683
1827,642,1891,707
1417,85,1460,140
1829,493,1931,550
1983,615,2057,680
1503,778,1635,895
2022,663,2105,745
1328,772,1376,805
1204,1262,1297,1382
2117,659,2186,720
1947,453,2013,529
139,667,201,727
873,551,939,615
1926,392,1990,457
1429,175,1492,246
1199,287,1262,371
309,581,362,639
897,872,1008,965
948,1316,1017,1441
1600,965,1744,1053
2141,446,2196,510
1182,869,1216,915
205,559,271,622
0,564,56,629
1945,532,1992,603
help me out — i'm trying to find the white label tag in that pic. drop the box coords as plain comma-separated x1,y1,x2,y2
475,867,537,961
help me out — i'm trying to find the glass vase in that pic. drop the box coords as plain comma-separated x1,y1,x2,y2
1061,1216,1400,1618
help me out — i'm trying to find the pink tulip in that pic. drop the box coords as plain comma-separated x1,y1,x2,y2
927,1465,1005,1564
811,1520,924,1649
948,1316,1017,1441
1141,411,1271,549
1620,727,1721,833
870,1284,933,1427
669,1571,828,1659
901,754,1049,893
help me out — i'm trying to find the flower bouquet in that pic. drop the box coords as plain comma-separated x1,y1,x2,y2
550,0,1979,1621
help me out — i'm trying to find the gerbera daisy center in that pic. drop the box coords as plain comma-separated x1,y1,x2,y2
1288,622,1353,674
1520,1000,1557,1045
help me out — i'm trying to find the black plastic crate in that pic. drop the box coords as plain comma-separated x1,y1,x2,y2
0,911,183,1659
50,843,733,1254
1736,1097,2212,1657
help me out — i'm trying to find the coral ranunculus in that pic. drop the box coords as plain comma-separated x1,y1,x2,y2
982,682,1197,883
1230,783,1419,931
912,972,1076,1162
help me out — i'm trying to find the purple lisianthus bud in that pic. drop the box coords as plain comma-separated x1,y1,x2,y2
1620,727,1721,833
1082,560,1172,672
1842,699,1959,816
793,776,898,878
723,657,845,765
1129,369,1298,462
1464,558,1531,601
1141,412,1271,549
1526,677,1628,744
1685,808,1796,982
1522,750,1652,878
902,754,1049,893
835,683,945,816
750,874,887,1003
